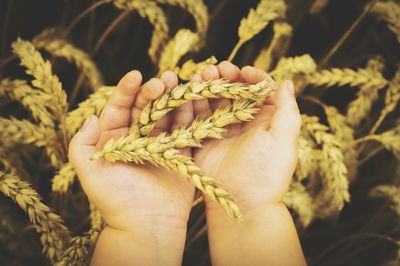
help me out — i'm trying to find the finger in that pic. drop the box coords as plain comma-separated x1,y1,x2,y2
269,81,301,146
241,66,275,105
149,71,178,136
99,70,142,131
131,78,166,124
172,100,194,157
192,72,212,119
68,115,102,176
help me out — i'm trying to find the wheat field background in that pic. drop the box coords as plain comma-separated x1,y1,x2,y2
0,0,399,265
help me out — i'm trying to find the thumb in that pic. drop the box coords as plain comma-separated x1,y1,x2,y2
269,80,301,146
68,115,101,166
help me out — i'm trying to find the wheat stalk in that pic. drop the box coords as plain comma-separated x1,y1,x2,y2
177,56,217,80
11,38,68,121
229,0,286,61
33,28,104,90
369,185,400,215
301,115,350,218
254,21,292,71
283,182,315,227
113,0,169,62
371,0,400,43
130,77,277,137
52,162,76,193
0,171,71,263
158,29,200,74
65,86,114,137
0,79,55,127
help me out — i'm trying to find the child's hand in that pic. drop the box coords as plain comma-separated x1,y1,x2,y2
68,70,195,265
194,62,301,215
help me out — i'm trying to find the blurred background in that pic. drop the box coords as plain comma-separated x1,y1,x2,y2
0,0,399,265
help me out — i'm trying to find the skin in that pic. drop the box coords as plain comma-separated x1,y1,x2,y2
69,62,306,266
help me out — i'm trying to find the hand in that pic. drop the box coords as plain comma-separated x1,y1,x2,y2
68,70,195,265
193,61,301,216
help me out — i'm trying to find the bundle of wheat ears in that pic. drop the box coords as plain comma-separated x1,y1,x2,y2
1,0,400,265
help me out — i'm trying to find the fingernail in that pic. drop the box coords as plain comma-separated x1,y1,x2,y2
284,80,294,95
81,116,94,131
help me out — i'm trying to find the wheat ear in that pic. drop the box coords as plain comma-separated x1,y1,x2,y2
271,54,317,81
371,1,400,44
52,162,76,193
130,77,277,137
11,38,68,120
283,182,315,227
229,0,286,61
158,29,200,74
33,28,104,90
254,21,292,71
113,0,169,62
178,56,218,80
0,171,71,263
369,185,400,215
65,86,114,137
0,79,55,127
301,115,350,218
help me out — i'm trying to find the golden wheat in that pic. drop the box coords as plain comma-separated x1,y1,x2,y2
33,28,104,90
113,0,169,62
371,0,400,43
301,115,350,218
11,38,68,120
358,126,400,159
65,86,114,137
0,171,71,262
0,79,55,127
178,56,217,80
158,29,200,74
272,54,317,81
229,0,286,60
130,77,277,137
254,21,292,71
52,162,76,193
369,185,400,215
283,182,315,227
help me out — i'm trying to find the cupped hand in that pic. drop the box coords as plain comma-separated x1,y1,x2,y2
193,61,302,215
68,70,195,232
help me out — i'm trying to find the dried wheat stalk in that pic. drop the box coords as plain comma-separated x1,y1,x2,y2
113,0,169,62
33,28,104,90
0,171,71,263
301,115,350,218
0,79,55,127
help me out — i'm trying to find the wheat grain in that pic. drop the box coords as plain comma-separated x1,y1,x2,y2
113,0,169,62
89,202,103,229
52,162,76,193
254,21,292,71
301,115,350,218
369,185,400,215
295,136,314,181
130,77,277,137
33,28,104,91
178,56,217,80
229,0,286,61
0,171,71,262
158,29,200,74
0,117,64,168
283,182,315,227
65,86,114,137
11,38,68,120
0,79,55,127
371,1,400,44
